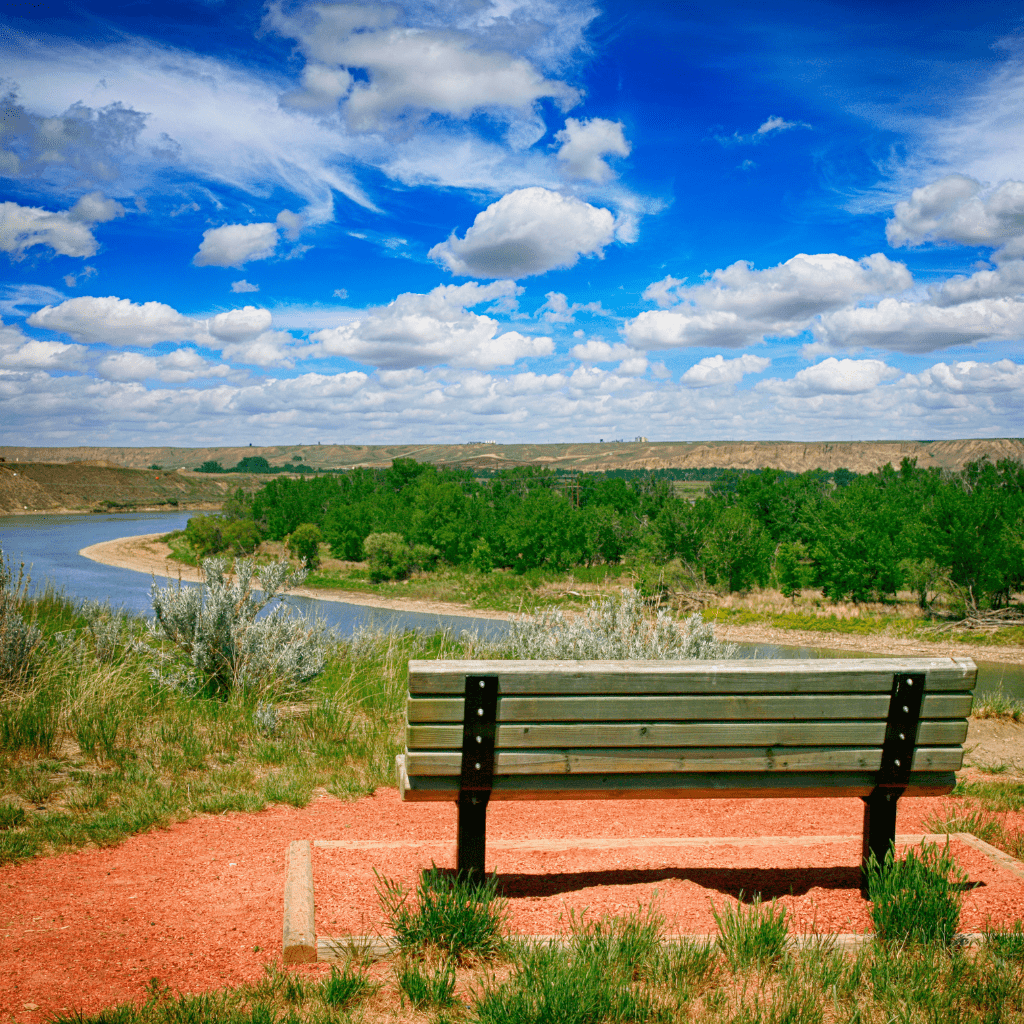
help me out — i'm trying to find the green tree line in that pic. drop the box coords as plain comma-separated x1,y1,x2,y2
196,456,1024,610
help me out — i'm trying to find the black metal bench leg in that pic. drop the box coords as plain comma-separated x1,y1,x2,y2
861,788,902,896
457,793,489,882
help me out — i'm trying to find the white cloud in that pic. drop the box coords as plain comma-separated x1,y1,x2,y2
537,291,606,323
193,223,279,268
231,280,260,293
266,2,581,131
886,174,1024,255
308,280,552,369
570,339,636,363
0,317,88,371
929,259,1024,306
3,354,1023,446
813,296,1024,353
26,296,280,357
555,117,630,182
207,306,273,341
95,348,233,383
758,358,900,397
28,296,196,347
218,331,300,369
429,187,619,278
624,253,912,349
757,116,804,136
681,354,770,388
0,193,124,260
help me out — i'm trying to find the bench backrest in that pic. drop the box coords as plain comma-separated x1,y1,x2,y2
400,656,976,802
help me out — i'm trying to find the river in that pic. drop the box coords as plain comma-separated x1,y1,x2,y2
1,511,1021,698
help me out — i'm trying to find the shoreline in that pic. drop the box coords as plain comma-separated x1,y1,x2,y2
81,532,1024,664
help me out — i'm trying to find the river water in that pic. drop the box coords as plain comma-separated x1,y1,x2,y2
1,511,1021,698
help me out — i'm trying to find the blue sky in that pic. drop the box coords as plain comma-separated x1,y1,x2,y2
2,0,1023,446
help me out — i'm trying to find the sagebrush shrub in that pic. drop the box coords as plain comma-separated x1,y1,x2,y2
147,557,328,697
0,548,42,690
500,587,737,661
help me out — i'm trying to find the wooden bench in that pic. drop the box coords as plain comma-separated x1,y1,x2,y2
396,657,977,888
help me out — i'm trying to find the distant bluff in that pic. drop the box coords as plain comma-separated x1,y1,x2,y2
2,438,1023,476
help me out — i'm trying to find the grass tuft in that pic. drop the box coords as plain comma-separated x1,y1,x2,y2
375,866,509,964
867,841,967,946
712,893,791,972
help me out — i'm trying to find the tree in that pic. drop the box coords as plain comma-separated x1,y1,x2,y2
287,523,323,569
196,460,224,473
233,455,272,474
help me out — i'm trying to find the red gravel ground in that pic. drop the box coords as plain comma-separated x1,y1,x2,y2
3,790,1023,1023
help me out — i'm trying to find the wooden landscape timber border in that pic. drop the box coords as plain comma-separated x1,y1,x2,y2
281,833,1024,964
397,657,977,883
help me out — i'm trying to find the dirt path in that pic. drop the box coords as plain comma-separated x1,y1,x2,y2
82,534,1024,664
3,790,1023,1022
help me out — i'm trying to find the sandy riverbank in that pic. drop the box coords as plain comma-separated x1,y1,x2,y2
81,532,1024,664
79,533,513,621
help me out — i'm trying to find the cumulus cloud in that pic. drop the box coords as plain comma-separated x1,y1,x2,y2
570,339,637,362
681,354,771,387
555,118,630,182
231,280,260,293
3,353,1023,446
537,291,606,323
624,253,912,349
758,358,900,397
716,114,811,146
308,280,552,369
28,296,196,347
887,174,1024,255
26,296,278,356
95,348,233,383
266,1,581,131
194,222,279,268
813,296,1024,353
429,187,619,279
0,317,89,371
0,193,124,260
929,259,1024,307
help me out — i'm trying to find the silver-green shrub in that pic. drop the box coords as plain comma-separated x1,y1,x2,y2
147,557,328,697
0,548,43,689
499,587,737,661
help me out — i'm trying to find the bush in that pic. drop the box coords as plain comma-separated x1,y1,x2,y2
184,514,226,557
222,519,261,556
286,523,322,569
0,549,43,690
147,558,328,698
501,587,737,660
867,841,967,946
363,533,438,582
376,866,509,963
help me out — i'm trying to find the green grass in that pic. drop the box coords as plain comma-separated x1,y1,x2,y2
974,688,1024,722
0,586,494,866
929,779,1024,860
866,841,968,947
36,896,1024,1024
375,866,510,964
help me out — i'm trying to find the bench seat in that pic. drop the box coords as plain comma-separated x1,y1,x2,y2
397,656,977,883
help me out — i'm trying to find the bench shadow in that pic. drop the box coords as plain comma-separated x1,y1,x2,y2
493,866,861,901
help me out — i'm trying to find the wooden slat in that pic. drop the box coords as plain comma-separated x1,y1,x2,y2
406,719,968,750
406,692,974,724
408,657,977,695
395,757,957,802
404,746,963,776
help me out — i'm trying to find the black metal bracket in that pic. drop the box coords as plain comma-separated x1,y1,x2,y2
457,675,498,879
861,672,927,895
876,672,925,788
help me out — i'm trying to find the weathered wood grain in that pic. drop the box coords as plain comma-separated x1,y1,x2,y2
406,719,968,750
406,692,974,724
408,657,977,695
404,745,962,776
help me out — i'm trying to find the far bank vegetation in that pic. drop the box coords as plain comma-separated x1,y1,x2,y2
165,457,1024,643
